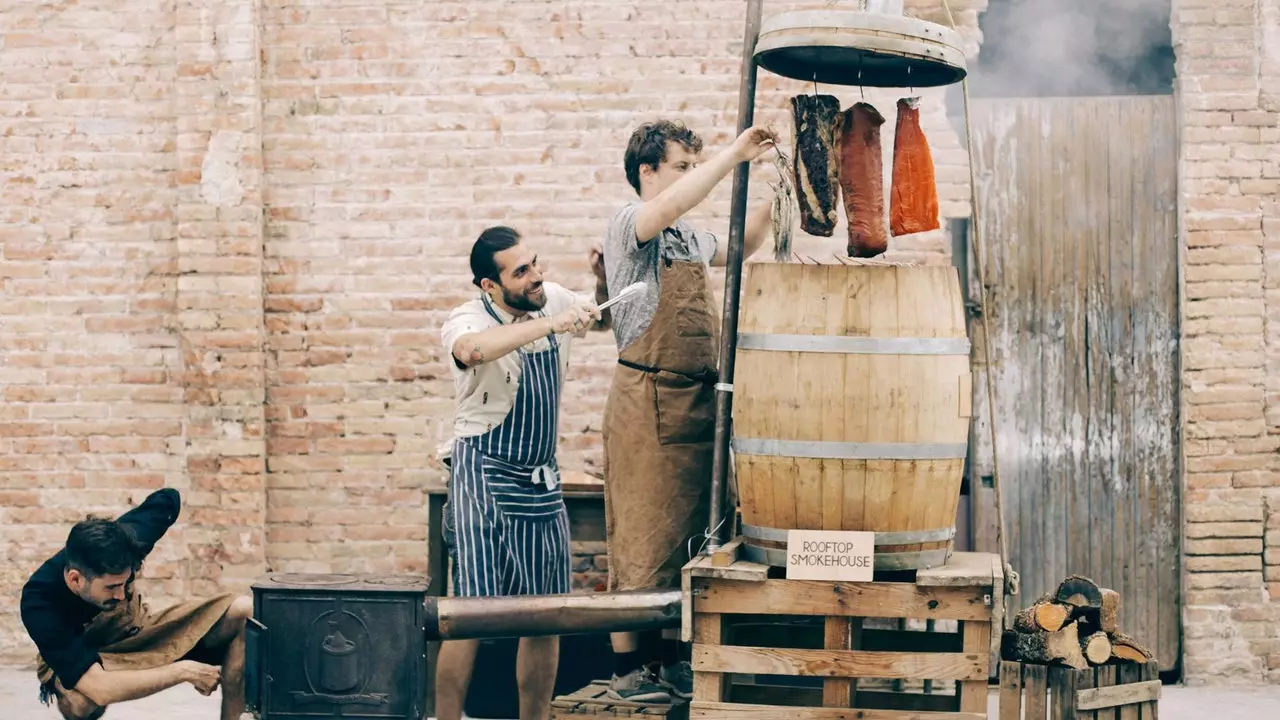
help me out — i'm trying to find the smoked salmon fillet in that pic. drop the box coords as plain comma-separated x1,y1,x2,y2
889,97,940,237
790,94,841,237
838,102,888,258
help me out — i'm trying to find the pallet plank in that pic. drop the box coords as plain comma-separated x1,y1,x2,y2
823,617,854,707
693,613,729,703
692,645,987,681
958,620,991,712
690,701,985,720
691,579,991,621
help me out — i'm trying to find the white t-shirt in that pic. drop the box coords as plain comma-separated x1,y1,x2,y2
439,282,589,457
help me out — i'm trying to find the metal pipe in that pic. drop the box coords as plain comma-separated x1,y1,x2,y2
423,590,682,641
707,0,765,555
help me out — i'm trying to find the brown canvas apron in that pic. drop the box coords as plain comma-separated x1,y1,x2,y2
602,257,719,592
37,589,237,701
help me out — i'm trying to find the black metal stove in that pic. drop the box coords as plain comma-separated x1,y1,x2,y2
246,573,429,719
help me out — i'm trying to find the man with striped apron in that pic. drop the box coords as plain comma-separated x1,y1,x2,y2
436,226,608,720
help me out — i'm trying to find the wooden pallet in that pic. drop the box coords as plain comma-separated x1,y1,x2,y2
551,680,690,719
681,547,1004,719
999,660,1160,720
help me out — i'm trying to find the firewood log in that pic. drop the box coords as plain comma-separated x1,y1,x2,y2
1012,593,1071,633
1001,621,1088,670
1080,630,1112,666
1055,575,1104,609
1109,632,1154,663
1098,588,1121,634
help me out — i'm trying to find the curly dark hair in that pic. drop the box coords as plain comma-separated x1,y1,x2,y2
623,120,704,194
65,517,142,579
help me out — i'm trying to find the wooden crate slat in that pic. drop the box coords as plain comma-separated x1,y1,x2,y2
1023,664,1049,718
998,661,1022,720
1138,662,1159,720
691,578,992,621
690,700,986,719
693,644,987,682
1116,664,1141,720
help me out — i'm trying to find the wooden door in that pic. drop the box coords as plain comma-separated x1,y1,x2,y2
963,96,1181,673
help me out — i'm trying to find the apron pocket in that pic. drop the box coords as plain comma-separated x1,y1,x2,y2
481,460,566,520
652,370,715,445
676,303,714,338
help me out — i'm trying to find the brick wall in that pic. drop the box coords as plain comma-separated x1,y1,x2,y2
1175,0,1280,684
0,0,981,664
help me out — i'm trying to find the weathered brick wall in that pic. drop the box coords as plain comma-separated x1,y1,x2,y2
0,0,981,664
1175,0,1280,684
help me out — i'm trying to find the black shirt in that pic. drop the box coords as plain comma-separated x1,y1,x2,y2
19,489,182,690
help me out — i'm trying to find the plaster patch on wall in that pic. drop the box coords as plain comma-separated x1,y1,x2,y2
200,131,245,206
1263,0,1280,110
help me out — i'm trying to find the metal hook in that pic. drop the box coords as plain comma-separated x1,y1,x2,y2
908,65,913,94
812,72,818,96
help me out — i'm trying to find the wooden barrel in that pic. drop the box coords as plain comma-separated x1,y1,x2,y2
731,262,972,571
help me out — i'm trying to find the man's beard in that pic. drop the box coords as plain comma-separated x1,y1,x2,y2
502,283,546,313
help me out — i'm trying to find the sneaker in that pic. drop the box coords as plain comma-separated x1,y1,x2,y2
658,660,693,700
607,665,672,704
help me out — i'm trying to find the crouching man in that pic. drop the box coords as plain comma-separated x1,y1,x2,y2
20,488,253,720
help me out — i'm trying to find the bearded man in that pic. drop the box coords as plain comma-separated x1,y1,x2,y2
435,225,608,720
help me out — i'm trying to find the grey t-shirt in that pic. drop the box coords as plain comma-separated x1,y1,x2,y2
603,201,719,352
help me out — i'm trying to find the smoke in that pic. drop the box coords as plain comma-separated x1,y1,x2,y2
967,0,1175,98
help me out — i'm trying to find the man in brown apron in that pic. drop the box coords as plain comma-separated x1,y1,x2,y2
19,488,252,720
598,119,777,702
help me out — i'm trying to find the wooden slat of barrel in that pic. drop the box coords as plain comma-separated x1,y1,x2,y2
732,263,971,570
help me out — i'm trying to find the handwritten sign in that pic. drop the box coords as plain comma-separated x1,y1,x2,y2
785,530,875,582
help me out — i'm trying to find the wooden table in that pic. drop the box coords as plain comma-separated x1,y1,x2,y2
424,470,607,718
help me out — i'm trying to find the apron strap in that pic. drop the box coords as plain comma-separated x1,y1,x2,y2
617,358,716,384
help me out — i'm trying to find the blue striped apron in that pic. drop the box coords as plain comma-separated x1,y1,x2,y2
446,297,571,597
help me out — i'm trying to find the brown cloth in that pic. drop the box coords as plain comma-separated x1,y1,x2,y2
603,258,719,591
37,590,238,704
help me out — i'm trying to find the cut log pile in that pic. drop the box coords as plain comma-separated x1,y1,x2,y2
1000,575,1155,671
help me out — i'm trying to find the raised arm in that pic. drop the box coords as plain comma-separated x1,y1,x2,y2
711,200,774,267
632,127,778,245
448,304,601,370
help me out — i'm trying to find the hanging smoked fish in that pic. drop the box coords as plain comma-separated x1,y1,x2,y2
770,146,797,262
838,102,888,258
889,97,941,237
790,94,841,237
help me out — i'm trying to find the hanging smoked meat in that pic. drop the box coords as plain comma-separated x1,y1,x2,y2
890,97,940,237
790,94,841,237
838,102,888,258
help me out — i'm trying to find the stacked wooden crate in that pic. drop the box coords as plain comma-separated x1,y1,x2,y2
680,546,1005,719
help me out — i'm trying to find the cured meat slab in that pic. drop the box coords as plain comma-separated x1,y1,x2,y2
790,94,841,237
838,102,888,258
890,97,941,237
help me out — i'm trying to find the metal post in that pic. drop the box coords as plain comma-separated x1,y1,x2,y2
706,0,765,554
